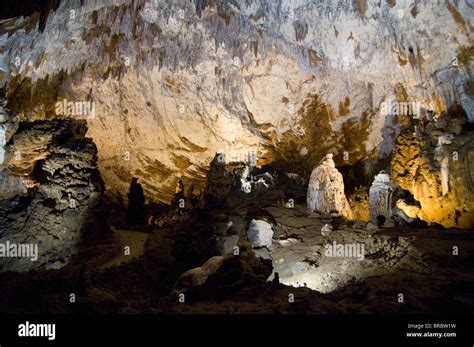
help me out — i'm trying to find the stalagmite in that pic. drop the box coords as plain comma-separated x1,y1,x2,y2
0,125,6,165
369,171,393,226
306,154,353,219
435,134,453,196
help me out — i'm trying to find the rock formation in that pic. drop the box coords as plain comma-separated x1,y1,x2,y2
173,256,225,294
434,134,454,196
0,0,473,319
0,120,105,271
307,154,353,219
247,219,274,249
126,177,147,225
391,131,474,229
0,1,471,204
205,153,233,201
369,171,393,226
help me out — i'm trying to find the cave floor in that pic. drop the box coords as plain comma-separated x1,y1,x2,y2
163,201,474,314
1,190,473,315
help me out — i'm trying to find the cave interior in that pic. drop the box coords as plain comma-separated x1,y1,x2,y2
0,0,473,315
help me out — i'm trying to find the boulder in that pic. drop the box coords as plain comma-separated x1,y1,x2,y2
247,219,273,249
211,234,239,256
173,256,225,292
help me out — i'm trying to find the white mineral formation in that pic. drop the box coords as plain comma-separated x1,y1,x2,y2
369,171,393,226
435,134,453,196
307,154,353,219
240,166,252,194
247,219,274,249
0,126,5,165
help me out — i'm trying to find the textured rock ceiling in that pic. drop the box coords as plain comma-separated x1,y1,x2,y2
0,0,473,203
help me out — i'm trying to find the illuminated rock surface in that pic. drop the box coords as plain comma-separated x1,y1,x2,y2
0,0,472,205
307,154,353,219
391,131,474,229
369,171,393,226
247,219,274,249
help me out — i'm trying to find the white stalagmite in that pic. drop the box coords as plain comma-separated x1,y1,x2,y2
0,125,6,165
435,134,453,196
369,171,393,226
306,154,353,219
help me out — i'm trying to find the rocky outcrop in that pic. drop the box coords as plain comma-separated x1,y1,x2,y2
0,98,17,168
0,120,105,272
369,171,393,226
307,154,353,219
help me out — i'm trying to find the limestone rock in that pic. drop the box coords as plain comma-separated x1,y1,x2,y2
369,171,393,226
1,1,472,204
391,132,474,229
211,234,239,256
173,256,225,292
307,154,353,219
0,120,105,272
205,153,233,200
434,134,453,197
395,200,421,220
247,219,274,249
